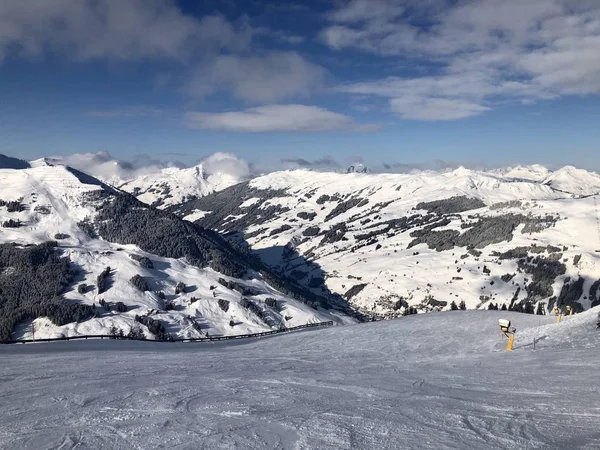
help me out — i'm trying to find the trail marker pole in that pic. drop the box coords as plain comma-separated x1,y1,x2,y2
553,306,562,323
30,323,35,342
506,333,515,351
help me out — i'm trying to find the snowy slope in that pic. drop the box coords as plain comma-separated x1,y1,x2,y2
1,308,599,449
115,153,250,209
176,166,600,317
0,163,350,341
542,165,600,196
499,164,552,182
118,164,241,209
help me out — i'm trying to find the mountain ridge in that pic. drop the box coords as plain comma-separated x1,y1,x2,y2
0,162,353,341
3,152,600,326
172,166,600,317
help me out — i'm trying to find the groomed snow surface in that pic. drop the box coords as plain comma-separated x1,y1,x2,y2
2,308,600,449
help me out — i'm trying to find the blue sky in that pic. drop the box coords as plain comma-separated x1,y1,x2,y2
1,0,600,172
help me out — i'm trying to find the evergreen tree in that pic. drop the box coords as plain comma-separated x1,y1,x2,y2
97,267,111,294
459,300,466,310
175,282,186,294
218,298,230,312
127,325,145,340
130,274,149,292
488,302,494,310
536,302,545,315
450,301,458,310
501,303,507,311
525,302,535,314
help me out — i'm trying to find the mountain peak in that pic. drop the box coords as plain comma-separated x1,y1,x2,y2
0,154,31,170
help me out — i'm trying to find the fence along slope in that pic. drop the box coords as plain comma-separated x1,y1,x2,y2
2,321,334,344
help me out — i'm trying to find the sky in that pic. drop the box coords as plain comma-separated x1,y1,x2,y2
1,0,600,173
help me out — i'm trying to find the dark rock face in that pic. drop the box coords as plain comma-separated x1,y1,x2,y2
415,196,485,214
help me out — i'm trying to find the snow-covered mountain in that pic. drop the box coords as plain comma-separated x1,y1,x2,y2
117,163,242,209
0,161,352,341
173,165,600,318
3,155,600,339
34,152,248,210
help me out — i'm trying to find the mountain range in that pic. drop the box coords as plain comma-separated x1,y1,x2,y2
0,155,353,341
1,152,600,339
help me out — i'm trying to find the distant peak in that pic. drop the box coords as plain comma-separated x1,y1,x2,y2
0,154,31,170
449,166,471,177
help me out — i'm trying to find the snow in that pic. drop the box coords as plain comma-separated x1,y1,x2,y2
543,166,600,196
118,164,242,209
0,165,101,245
1,308,599,449
219,167,600,316
0,165,344,340
182,209,210,222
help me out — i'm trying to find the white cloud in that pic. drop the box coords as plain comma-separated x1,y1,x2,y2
390,97,490,121
47,151,254,183
186,52,325,103
200,152,251,179
0,0,251,62
325,0,600,120
185,105,380,133
47,151,182,182
0,1,327,107
329,0,406,24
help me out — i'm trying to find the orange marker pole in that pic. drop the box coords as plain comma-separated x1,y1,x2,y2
506,333,515,351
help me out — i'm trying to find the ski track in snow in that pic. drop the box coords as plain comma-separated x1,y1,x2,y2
2,310,600,450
